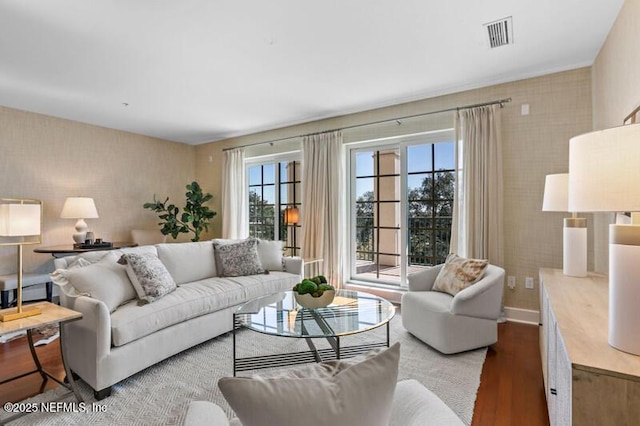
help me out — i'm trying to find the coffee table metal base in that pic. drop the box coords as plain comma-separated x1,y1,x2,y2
232,312,390,376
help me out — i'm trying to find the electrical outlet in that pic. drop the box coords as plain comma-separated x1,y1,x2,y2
525,277,534,289
507,276,516,290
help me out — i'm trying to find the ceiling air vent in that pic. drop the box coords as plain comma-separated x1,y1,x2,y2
483,17,513,48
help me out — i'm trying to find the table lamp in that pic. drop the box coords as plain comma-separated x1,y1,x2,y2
60,197,99,244
542,173,587,277
569,122,640,355
0,198,43,322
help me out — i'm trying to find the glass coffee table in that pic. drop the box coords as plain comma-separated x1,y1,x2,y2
232,290,395,376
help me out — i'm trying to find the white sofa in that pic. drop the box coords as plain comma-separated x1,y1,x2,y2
53,240,302,399
183,380,464,426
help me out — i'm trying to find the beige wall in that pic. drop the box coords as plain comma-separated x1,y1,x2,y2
197,68,593,311
591,0,640,273
0,106,196,275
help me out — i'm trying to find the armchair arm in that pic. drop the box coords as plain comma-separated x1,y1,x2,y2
450,265,505,320
283,256,303,278
407,265,443,292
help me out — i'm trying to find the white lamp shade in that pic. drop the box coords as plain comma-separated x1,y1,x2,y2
569,123,640,212
542,173,569,212
60,197,99,219
0,203,41,236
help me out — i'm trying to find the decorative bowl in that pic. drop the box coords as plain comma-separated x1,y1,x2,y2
294,290,335,309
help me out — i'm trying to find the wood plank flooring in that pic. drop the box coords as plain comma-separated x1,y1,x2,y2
0,322,549,425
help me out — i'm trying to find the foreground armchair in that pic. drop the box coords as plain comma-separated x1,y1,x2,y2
401,263,505,354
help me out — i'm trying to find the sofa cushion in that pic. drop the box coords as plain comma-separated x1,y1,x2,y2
218,343,400,426
257,239,284,271
55,252,136,313
213,238,264,277
433,253,488,296
110,271,299,347
156,242,217,284
120,252,177,304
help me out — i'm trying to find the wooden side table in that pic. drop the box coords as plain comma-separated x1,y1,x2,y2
34,241,138,258
0,302,83,425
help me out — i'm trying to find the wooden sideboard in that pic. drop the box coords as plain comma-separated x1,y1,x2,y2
539,268,640,425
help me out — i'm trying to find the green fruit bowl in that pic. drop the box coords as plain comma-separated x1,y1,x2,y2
294,290,335,309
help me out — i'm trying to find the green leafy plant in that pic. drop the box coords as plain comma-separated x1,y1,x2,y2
293,276,334,297
143,181,216,242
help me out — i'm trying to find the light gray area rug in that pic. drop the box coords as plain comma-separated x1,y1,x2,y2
2,315,486,426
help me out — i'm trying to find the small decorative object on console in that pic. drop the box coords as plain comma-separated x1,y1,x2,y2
292,275,335,309
73,241,113,249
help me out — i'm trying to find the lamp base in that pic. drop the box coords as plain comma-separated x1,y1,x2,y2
563,219,587,277
608,224,640,355
0,305,42,322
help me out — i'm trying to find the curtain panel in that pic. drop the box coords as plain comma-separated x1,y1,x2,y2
301,131,345,286
222,148,248,239
451,105,504,267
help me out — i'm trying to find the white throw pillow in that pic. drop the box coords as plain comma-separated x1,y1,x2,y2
218,343,400,426
57,252,136,312
119,252,177,304
256,239,284,271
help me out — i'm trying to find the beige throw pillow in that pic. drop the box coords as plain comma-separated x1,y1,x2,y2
433,253,489,296
218,343,400,426
57,252,136,312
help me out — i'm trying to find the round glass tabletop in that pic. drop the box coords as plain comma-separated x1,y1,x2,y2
235,290,396,338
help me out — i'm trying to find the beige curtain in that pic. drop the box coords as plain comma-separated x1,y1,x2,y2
451,105,504,266
301,131,345,286
222,148,248,239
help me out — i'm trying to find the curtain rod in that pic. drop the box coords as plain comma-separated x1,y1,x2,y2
223,97,511,152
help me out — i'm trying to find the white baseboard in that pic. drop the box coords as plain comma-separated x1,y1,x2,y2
503,306,540,325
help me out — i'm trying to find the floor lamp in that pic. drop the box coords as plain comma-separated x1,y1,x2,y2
0,198,43,322
569,122,640,355
284,206,299,257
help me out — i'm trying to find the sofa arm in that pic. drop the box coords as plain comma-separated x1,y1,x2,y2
283,257,303,278
407,265,442,292
450,265,505,320
390,380,463,426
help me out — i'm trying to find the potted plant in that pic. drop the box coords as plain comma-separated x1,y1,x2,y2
143,181,216,242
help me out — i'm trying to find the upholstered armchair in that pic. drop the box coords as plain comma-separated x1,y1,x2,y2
401,263,505,354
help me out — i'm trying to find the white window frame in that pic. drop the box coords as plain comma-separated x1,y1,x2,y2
346,129,454,289
245,151,301,244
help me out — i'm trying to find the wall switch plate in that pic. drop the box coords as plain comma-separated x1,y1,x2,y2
525,277,534,289
507,276,516,290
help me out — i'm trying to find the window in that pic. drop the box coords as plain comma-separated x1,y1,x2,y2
350,131,454,287
247,155,301,255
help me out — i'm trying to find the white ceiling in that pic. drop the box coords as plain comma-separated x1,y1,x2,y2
0,1,624,145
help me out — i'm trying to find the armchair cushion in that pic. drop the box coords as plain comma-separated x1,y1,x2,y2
432,254,488,296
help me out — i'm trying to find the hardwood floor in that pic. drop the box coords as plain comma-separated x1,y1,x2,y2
0,322,549,425
472,321,550,426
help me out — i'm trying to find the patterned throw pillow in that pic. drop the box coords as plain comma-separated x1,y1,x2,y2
212,238,264,277
119,253,177,304
432,253,489,296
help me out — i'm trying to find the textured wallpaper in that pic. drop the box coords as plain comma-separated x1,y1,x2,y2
0,106,196,275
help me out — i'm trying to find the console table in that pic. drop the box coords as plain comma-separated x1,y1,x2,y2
34,241,138,258
539,268,640,425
